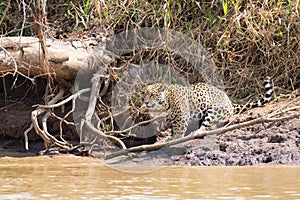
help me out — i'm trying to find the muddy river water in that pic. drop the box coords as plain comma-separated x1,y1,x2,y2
0,155,299,199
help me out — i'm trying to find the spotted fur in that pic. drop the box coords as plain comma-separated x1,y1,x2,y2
144,77,272,138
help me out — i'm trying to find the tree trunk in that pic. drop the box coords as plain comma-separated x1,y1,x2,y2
0,37,99,80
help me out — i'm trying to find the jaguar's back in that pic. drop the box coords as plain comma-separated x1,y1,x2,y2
143,77,272,139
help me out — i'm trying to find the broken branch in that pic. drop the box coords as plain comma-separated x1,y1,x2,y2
105,109,300,160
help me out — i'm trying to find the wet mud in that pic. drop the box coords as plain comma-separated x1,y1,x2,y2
173,101,300,166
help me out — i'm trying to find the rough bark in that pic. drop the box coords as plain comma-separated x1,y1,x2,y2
0,37,99,80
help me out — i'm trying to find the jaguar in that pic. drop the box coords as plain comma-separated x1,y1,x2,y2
143,77,272,138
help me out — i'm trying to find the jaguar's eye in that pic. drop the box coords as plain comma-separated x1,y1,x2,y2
158,99,164,104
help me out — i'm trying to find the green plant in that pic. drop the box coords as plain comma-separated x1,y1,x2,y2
222,0,228,15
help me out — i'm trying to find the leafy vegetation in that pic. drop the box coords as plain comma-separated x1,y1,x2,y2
0,0,299,97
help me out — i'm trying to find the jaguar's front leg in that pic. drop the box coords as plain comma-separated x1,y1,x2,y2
171,113,189,139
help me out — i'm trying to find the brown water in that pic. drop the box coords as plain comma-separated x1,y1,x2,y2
0,156,299,199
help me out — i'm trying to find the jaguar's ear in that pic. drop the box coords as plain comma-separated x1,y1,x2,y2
135,83,146,94
157,83,164,92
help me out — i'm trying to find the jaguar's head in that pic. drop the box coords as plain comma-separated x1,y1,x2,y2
143,83,166,109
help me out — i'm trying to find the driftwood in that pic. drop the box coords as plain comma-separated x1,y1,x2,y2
0,36,98,80
105,104,300,160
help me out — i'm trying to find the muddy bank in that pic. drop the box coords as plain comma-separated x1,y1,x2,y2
105,100,300,166
172,102,300,166
173,120,300,166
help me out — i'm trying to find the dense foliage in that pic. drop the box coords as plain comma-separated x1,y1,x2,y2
0,0,299,98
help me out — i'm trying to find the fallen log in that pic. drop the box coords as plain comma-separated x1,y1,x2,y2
0,36,100,80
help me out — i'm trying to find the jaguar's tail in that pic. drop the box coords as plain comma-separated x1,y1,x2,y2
233,77,272,114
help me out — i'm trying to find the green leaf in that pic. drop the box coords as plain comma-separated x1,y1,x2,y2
237,29,245,35
279,28,283,38
222,0,228,15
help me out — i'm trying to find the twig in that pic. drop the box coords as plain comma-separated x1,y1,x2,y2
84,120,127,149
266,97,300,117
105,114,167,135
24,123,33,150
35,88,91,108
0,45,18,74
0,1,10,26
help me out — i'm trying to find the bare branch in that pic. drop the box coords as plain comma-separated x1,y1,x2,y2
84,120,127,149
105,114,167,136
105,109,300,160
85,72,107,122
36,88,91,108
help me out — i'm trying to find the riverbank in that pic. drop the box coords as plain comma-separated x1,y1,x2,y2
1,98,299,166
173,100,300,166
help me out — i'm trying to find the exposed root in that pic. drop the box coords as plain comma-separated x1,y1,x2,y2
24,124,33,151
81,70,127,150
23,67,127,154
84,120,126,150
30,87,67,150
25,87,91,152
